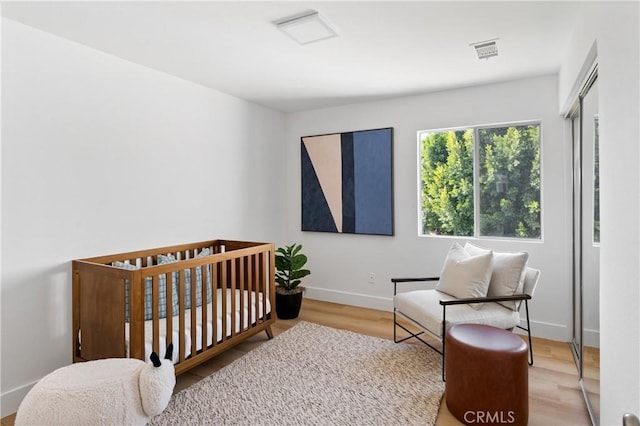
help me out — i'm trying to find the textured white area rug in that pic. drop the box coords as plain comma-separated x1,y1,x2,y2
150,321,444,425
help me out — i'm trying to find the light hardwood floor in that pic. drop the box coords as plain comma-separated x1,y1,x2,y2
1,299,594,425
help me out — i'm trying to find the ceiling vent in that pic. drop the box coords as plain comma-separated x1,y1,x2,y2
275,11,338,45
471,39,499,60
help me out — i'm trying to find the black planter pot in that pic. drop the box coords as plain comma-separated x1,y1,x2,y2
276,291,303,319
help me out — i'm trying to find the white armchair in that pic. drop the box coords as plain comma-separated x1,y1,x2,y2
392,242,540,380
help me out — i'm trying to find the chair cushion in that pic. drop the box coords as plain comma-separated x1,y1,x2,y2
464,242,528,311
394,289,520,338
435,242,493,309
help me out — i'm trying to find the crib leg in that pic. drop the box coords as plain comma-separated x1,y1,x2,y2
265,326,274,340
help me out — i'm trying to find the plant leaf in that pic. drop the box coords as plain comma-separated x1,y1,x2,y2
290,254,307,270
290,270,311,280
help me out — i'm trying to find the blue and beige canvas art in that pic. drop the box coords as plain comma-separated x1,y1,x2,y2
301,127,393,236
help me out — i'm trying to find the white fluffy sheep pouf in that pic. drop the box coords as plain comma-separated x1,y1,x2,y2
15,344,175,426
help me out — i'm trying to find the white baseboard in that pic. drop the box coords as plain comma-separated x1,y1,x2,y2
584,328,600,348
2,380,37,418
304,286,570,342
304,286,393,312
513,319,570,342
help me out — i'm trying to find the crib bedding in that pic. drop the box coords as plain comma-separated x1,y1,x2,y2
79,289,269,363
126,288,269,362
79,289,271,363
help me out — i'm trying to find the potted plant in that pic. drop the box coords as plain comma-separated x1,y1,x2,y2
275,243,311,319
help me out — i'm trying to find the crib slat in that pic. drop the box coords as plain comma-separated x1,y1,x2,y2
258,253,263,324
248,254,255,327
252,255,258,325
152,275,160,357
130,270,145,360
264,251,269,324
212,262,218,346
269,247,275,324
230,259,237,338
166,271,174,354
239,256,246,332
200,263,208,354
221,261,227,342
190,266,197,358
260,251,267,325
178,269,187,364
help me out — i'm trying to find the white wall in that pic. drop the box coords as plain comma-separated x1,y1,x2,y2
559,2,640,424
286,74,572,341
1,18,285,416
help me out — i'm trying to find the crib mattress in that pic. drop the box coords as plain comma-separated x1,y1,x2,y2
81,289,270,363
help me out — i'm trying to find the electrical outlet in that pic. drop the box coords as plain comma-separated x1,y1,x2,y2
368,272,376,284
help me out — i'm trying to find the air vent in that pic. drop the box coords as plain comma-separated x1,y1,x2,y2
471,39,499,60
275,11,338,45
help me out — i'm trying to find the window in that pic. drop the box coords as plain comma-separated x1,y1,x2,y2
419,122,541,239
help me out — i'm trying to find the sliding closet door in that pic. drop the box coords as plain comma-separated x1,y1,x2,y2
571,110,582,365
581,75,600,423
571,72,600,426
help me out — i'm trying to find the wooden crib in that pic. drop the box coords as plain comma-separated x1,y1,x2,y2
72,239,275,375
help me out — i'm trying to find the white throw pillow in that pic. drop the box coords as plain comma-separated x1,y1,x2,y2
464,242,529,311
436,242,493,309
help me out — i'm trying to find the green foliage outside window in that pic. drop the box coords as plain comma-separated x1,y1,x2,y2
420,130,474,236
420,123,541,239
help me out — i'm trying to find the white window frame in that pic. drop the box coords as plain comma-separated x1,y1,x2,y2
417,120,543,240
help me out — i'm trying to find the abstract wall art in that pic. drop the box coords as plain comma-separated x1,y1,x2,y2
301,127,393,236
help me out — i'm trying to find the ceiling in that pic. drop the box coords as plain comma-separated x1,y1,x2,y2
1,1,582,112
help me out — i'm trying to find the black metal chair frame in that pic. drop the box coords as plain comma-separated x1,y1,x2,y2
392,277,534,381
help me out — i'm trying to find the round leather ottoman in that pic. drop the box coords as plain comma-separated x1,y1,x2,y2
445,324,528,426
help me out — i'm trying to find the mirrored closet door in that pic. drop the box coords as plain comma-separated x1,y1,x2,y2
570,69,600,426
